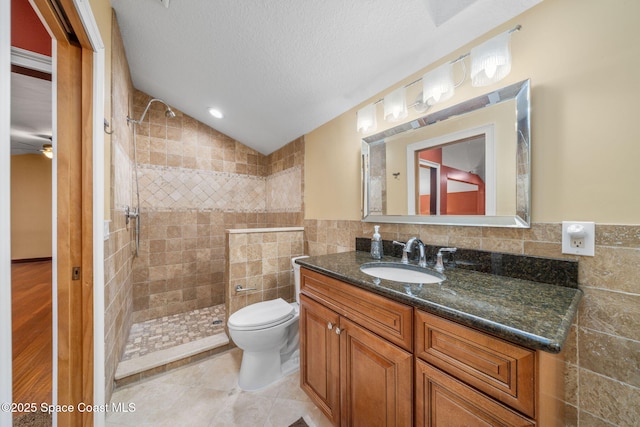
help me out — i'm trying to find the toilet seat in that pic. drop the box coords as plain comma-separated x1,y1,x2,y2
228,298,295,331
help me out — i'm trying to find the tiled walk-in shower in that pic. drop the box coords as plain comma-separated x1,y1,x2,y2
115,304,231,388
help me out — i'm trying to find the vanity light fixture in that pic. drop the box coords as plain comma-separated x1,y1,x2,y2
208,107,224,119
356,25,521,133
356,103,377,133
383,87,408,122
41,143,53,159
422,62,457,106
470,26,519,87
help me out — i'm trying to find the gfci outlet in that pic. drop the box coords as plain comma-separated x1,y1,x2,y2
562,221,595,256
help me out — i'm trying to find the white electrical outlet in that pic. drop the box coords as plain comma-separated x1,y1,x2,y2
562,221,595,256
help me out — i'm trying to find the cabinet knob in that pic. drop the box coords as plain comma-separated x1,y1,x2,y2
327,322,333,330
335,327,343,335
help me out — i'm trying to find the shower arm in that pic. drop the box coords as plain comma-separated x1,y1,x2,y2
126,98,175,125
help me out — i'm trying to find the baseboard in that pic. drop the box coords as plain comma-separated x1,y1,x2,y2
11,257,53,264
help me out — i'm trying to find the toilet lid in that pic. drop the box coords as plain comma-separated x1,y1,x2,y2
228,298,295,330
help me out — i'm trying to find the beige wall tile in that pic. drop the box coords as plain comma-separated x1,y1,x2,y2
579,369,640,426
578,287,640,342
225,229,304,316
564,363,578,407
580,247,640,293
579,328,640,388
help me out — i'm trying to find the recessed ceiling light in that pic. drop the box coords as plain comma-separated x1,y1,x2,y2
208,108,224,119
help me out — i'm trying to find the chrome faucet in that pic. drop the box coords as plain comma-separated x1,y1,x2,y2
435,247,457,273
403,237,428,268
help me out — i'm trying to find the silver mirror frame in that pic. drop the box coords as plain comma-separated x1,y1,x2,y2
362,79,531,228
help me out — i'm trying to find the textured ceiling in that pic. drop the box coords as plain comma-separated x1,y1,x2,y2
10,72,51,156
111,0,541,155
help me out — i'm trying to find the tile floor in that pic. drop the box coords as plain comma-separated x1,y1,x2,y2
122,305,226,361
106,348,333,427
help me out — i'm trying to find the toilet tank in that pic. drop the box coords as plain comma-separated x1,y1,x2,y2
291,255,309,305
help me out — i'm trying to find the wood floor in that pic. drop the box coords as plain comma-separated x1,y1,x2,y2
12,260,52,410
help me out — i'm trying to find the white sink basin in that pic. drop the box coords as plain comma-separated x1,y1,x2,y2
360,262,444,284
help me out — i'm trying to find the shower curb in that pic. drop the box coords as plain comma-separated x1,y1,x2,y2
114,332,231,388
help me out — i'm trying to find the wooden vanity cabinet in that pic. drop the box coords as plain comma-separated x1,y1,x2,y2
300,268,413,426
415,309,565,427
299,267,566,427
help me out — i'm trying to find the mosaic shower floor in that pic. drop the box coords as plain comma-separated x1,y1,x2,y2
116,305,230,386
122,304,226,361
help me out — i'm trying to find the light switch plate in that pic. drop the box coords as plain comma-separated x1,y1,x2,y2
562,221,595,256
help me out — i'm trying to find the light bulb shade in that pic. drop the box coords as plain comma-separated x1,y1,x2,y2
470,31,512,87
356,103,377,133
384,87,408,122
41,144,53,159
422,63,455,106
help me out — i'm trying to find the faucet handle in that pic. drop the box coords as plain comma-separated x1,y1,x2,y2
435,252,445,273
393,241,409,264
438,247,457,254
437,247,457,268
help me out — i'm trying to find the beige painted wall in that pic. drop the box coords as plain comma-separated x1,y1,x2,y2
10,154,52,259
305,0,640,224
89,0,113,220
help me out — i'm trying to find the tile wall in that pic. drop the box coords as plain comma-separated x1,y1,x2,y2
104,12,135,402
303,220,640,426
129,92,304,323
226,228,305,316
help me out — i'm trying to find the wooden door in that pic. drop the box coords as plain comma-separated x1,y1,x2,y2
340,317,413,427
30,1,95,425
300,294,341,426
415,359,535,427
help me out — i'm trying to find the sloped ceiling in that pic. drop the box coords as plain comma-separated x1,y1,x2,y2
112,0,541,155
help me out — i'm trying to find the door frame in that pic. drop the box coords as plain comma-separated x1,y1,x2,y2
1,0,105,425
1,1,14,423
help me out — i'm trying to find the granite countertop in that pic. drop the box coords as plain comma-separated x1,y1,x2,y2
296,251,583,354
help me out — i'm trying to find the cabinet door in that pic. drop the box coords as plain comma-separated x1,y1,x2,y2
300,294,341,426
340,317,413,427
415,359,535,427
415,310,535,417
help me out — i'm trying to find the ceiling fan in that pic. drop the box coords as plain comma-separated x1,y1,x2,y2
10,129,53,157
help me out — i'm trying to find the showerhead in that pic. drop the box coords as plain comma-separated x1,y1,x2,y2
127,98,176,124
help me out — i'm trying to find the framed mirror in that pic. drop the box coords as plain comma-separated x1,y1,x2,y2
362,79,530,227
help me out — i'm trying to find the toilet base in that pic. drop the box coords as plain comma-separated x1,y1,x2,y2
238,350,293,391
281,348,300,377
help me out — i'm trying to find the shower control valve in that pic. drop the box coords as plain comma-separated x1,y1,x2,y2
124,205,139,225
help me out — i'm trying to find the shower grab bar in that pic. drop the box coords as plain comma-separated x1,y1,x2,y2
235,285,257,292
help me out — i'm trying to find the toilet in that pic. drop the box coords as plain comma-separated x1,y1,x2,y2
227,255,309,391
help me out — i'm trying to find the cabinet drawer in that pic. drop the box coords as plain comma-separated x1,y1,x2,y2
415,310,535,417
416,359,535,427
301,268,413,351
